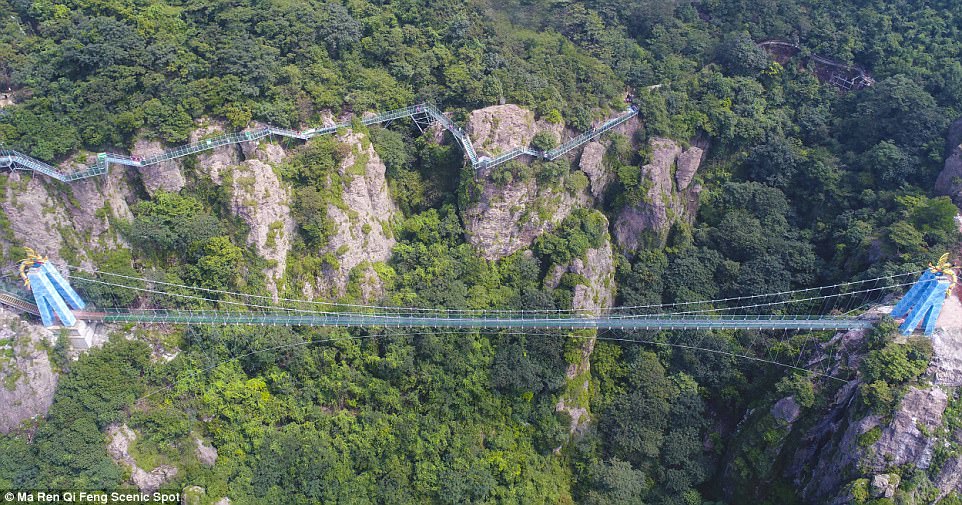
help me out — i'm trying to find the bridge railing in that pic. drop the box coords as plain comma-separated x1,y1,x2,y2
3,102,639,182
547,108,637,159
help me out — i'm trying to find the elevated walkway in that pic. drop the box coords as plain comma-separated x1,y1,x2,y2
1,102,638,182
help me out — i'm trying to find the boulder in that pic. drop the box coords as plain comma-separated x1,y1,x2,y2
107,424,178,493
194,437,217,467
772,396,802,424
870,473,899,499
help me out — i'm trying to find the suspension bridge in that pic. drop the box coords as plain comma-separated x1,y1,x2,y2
1,257,955,380
0,264,946,333
0,102,639,183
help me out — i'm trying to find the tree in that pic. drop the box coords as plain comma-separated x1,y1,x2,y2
582,459,648,505
531,130,559,151
848,75,947,154
864,141,915,186
190,236,244,290
717,32,770,76
747,135,801,189
130,192,221,255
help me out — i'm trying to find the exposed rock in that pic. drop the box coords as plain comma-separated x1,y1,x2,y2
2,151,135,268
107,424,178,493
786,379,868,502
930,292,962,385
194,437,218,467
226,159,294,299
545,231,615,318
182,486,205,505
550,231,616,437
578,141,611,200
0,310,57,434
771,396,802,424
240,135,287,165
307,131,397,299
464,174,586,260
935,455,962,501
614,137,706,252
466,104,536,157
871,473,899,499
868,386,947,470
191,119,243,184
462,105,592,260
1,173,71,262
675,144,705,190
779,313,962,503
132,139,185,196
935,118,962,207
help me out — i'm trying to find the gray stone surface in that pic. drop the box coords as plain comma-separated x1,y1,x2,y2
0,311,57,434
772,396,802,423
107,424,178,493
615,137,706,252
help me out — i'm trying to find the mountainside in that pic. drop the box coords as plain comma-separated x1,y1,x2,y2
2,0,962,503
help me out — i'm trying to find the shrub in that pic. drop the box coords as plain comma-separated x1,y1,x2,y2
531,131,559,151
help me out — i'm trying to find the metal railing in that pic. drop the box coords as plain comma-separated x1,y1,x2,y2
1,103,642,181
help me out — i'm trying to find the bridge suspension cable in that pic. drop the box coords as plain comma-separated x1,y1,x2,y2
58,271,888,331
67,265,920,316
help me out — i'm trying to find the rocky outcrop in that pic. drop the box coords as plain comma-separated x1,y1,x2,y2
462,105,592,260
306,131,397,299
1,158,134,267
467,104,537,157
867,386,947,470
549,228,616,437
614,137,705,252
226,158,294,299
194,436,218,466
132,139,185,196
0,310,57,434
464,174,587,260
107,424,178,493
935,118,962,207
192,120,243,184
545,234,615,318
772,301,962,504
578,141,610,200
771,396,802,424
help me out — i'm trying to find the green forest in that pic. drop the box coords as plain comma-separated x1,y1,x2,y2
1,0,961,503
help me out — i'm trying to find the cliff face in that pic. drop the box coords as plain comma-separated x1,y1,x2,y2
614,137,706,252
461,104,592,260
549,230,616,436
305,131,398,300
1,156,134,269
719,300,962,504
935,118,962,206
0,310,57,434
226,144,295,300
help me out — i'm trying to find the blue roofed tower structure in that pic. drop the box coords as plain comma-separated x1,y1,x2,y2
891,254,958,335
18,249,92,347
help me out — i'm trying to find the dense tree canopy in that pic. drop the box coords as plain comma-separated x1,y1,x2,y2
0,0,960,503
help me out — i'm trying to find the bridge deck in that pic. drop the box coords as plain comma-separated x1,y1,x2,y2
90,311,873,331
